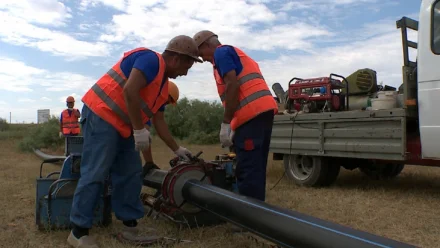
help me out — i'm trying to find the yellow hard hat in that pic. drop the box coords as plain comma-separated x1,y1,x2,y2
168,81,179,105
165,35,203,63
193,30,218,47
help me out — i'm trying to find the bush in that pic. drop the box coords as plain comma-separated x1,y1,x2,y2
0,118,9,131
13,97,223,152
18,115,64,152
151,97,224,144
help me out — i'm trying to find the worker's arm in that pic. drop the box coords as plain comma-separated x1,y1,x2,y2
122,51,160,130
141,123,154,163
74,109,81,118
222,70,240,123
152,109,179,152
123,68,147,130
214,46,241,124
59,112,63,132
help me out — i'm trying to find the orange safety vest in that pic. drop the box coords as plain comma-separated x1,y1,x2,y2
82,47,168,138
61,109,80,135
213,45,278,131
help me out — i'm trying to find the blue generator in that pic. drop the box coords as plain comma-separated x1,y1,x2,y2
35,136,112,230
213,152,238,193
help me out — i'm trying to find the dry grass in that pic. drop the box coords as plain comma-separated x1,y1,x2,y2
1,137,440,248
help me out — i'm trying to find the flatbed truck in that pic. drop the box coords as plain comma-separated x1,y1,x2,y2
269,0,440,187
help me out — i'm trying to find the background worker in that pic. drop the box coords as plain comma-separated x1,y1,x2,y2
67,35,202,248
142,80,180,174
193,30,278,203
59,96,81,137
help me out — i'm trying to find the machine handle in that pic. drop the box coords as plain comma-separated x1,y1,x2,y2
288,77,304,88
330,73,350,111
39,159,64,178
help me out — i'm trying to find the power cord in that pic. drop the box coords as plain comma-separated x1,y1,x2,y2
270,110,298,190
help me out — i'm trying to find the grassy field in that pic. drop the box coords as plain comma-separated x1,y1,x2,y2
1,136,440,248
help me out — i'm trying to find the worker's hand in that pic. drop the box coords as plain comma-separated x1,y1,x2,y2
219,123,233,147
133,128,151,151
174,146,192,161
59,132,63,138
142,162,160,177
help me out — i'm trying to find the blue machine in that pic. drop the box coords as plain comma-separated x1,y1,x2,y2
214,153,238,193
35,136,112,230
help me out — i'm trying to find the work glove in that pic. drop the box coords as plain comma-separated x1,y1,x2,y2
219,123,233,148
133,128,151,151
142,162,160,178
174,146,193,161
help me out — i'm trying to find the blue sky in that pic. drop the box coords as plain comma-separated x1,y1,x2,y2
0,0,421,123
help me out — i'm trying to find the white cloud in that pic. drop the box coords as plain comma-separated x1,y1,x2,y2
18,98,36,103
0,57,97,93
0,0,111,59
95,0,328,52
41,97,52,101
1,0,72,26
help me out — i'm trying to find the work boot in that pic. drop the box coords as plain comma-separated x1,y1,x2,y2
116,226,161,245
67,230,99,248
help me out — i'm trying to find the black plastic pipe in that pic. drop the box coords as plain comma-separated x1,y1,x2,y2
182,179,416,248
143,169,167,189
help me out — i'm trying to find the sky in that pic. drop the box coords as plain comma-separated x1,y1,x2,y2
0,0,421,123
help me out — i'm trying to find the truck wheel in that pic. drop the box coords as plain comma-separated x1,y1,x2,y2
283,155,337,187
359,163,405,180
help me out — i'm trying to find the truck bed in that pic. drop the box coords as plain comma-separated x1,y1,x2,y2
270,108,407,161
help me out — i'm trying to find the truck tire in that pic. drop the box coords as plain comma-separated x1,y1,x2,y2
283,155,339,187
359,163,405,180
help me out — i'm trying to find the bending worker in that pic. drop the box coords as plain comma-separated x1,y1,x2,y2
193,30,278,202
142,80,180,172
67,35,202,248
59,96,81,137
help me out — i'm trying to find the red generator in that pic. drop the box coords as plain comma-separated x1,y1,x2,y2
287,73,349,113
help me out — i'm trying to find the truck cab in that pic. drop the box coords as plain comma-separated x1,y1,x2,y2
268,0,440,187
417,0,440,159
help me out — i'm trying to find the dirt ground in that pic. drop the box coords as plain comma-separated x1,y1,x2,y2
1,137,440,248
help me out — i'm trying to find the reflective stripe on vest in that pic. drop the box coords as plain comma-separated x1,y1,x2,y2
91,68,154,124
235,89,273,111
219,72,265,102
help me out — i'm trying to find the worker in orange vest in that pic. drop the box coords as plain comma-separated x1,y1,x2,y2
142,80,180,171
67,35,202,248
59,96,81,137
193,30,278,204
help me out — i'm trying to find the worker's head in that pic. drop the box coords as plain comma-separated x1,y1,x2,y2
193,30,220,63
167,80,179,105
66,96,75,109
162,35,202,79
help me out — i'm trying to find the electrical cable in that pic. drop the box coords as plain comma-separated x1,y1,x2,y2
270,110,298,190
